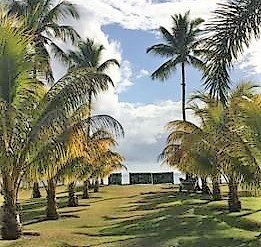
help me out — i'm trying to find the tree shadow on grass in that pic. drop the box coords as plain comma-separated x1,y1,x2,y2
18,194,87,226
79,191,261,247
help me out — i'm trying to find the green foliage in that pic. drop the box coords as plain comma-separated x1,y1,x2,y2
203,0,261,103
6,0,80,82
147,11,205,121
160,82,261,189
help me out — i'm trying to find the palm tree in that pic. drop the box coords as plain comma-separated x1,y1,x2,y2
0,9,120,235
54,113,124,207
6,0,80,82
203,0,261,103
146,12,204,121
159,120,221,200
63,129,124,206
67,38,120,115
30,103,124,218
5,0,80,199
161,82,261,212
0,10,45,239
66,38,120,198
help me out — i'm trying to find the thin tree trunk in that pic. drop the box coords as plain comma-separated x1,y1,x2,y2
228,180,241,212
181,62,192,181
94,179,99,193
46,178,58,220
1,174,22,240
87,91,92,138
82,180,89,199
32,182,41,198
90,180,95,189
181,62,186,122
201,177,210,195
67,182,78,207
212,176,222,201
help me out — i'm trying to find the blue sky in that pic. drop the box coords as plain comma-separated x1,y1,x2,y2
103,24,204,104
66,0,261,173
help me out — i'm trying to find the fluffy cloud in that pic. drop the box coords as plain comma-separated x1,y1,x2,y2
237,39,261,76
94,98,199,172
72,0,223,30
71,0,261,76
137,69,150,79
116,60,134,93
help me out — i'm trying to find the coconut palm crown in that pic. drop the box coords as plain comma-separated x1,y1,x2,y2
146,11,204,121
6,0,80,83
203,0,261,104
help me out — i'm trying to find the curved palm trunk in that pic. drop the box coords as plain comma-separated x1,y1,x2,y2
32,181,41,198
212,175,222,201
228,179,241,212
1,174,22,240
82,180,90,199
67,182,78,207
181,62,186,122
93,179,99,193
46,178,58,220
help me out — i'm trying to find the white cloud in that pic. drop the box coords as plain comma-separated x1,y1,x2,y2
237,39,261,76
137,69,150,79
71,0,261,76
116,60,134,93
72,0,223,30
95,98,199,172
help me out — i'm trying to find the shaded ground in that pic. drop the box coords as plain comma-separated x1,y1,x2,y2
1,185,261,247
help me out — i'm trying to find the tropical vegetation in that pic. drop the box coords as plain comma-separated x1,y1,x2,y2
160,82,261,212
146,11,204,121
0,2,123,240
0,0,261,244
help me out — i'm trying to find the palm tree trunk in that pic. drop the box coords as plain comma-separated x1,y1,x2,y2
46,178,58,220
181,62,192,181
212,176,222,201
201,177,210,195
228,180,241,212
87,91,92,137
181,62,186,122
82,180,89,199
93,179,99,193
32,182,41,198
1,174,22,240
67,182,78,207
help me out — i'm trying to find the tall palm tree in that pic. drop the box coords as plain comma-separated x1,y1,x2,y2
0,10,45,239
203,0,261,103
6,0,80,82
0,9,120,236
67,38,120,116
66,38,120,197
146,12,204,121
6,0,80,199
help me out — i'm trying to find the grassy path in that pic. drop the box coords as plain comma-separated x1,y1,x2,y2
1,185,261,246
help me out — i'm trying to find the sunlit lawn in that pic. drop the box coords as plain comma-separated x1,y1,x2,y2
1,185,261,247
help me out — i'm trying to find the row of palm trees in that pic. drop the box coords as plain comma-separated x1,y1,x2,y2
0,0,124,240
147,0,261,211
160,83,261,212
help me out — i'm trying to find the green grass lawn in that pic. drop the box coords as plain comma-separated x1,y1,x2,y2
1,185,261,247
